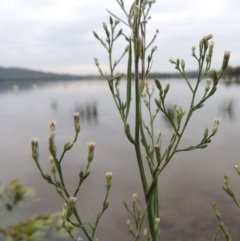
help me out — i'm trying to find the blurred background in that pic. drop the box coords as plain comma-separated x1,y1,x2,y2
0,1,240,241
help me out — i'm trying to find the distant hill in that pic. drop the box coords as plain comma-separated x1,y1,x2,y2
0,66,95,81
1,65,238,82
0,66,198,81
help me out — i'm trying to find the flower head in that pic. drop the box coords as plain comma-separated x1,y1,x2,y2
49,121,56,132
73,112,80,122
87,142,96,152
73,112,80,133
49,156,57,174
155,218,160,223
106,172,113,181
205,79,211,92
213,118,221,134
221,51,231,72
132,193,138,202
69,196,77,204
31,138,39,161
62,203,68,210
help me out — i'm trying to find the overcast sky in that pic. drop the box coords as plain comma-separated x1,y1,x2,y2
0,0,239,75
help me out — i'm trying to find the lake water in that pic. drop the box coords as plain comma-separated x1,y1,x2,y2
0,79,240,241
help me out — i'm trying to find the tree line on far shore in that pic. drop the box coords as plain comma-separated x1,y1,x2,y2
0,65,240,82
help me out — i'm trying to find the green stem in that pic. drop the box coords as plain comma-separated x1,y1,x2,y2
73,208,93,241
73,163,91,197
147,51,208,198
91,189,110,239
133,31,157,241
59,132,79,164
134,58,148,195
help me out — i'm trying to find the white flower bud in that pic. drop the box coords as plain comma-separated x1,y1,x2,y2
213,118,221,134
132,193,137,202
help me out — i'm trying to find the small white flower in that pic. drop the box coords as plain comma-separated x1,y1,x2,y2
155,217,160,223
69,196,77,204
106,172,113,181
213,118,221,134
62,203,68,210
49,156,55,163
224,51,231,58
87,142,96,151
214,118,221,125
132,193,138,201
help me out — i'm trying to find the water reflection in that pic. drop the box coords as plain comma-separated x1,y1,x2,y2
75,101,98,124
222,76,240,85
51,100,58,112
32,84,38,89
12,85,19,92
0,80,240,241
219,98,235,120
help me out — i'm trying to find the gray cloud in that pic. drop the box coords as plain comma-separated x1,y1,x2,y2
0,0,239,74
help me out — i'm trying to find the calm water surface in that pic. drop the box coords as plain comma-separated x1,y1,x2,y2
0,79,240,241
